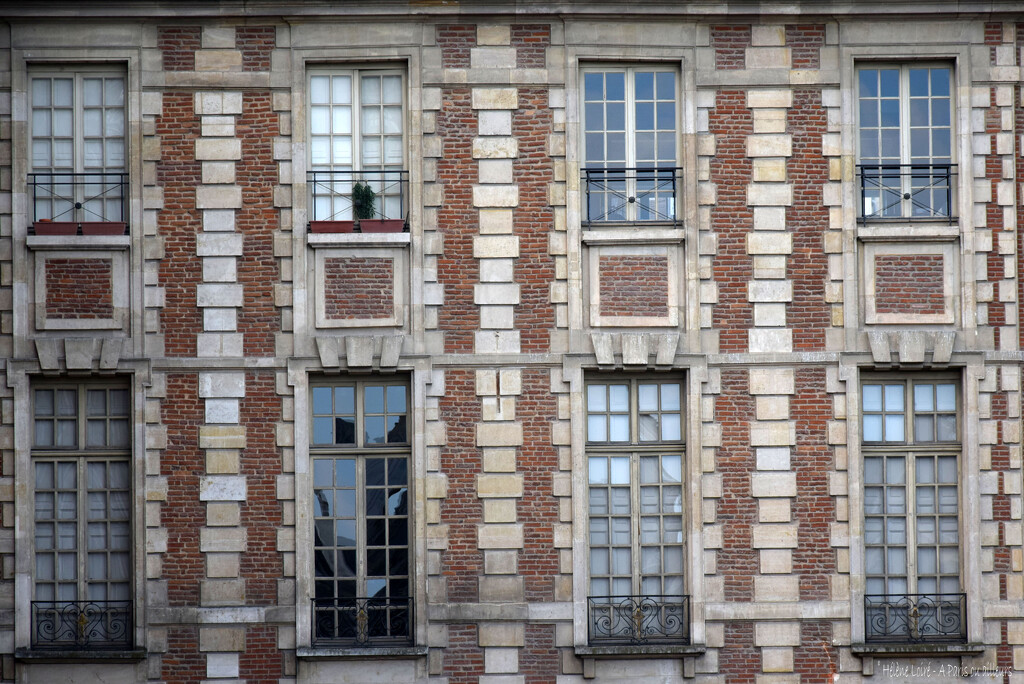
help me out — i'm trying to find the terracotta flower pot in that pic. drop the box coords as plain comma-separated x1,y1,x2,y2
81,222,127,235
310,220,357,233
358,219,406,233
33,221,78,235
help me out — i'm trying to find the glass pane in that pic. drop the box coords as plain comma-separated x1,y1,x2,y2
939,517,959,544
661,414,681,441
639,456,658,484
887,457,905,484
589,488,608,515
611,517,631,544
336,489,355,517
884,414,904,442
916,487,935,513
590,548,609,574
939,547,958,574
884,385,903,411
937,457,957,483
936,384,956,411
640,516,660,543
333,106,352,135
864,517,884,544
36,461,54,489
361,76,381,104
589,518,608,545
609,385,628,412
609,415,628,442
610,457,629,485
863,415,882,442
589,457,608,485
887,487,905,514
610,487,630,514
53,78,73,106
914,384,933,411
386,385,406,413
312,417,332,445
864,487,883,514
917,517,936,544
865,547,884,574
864,457,883,484
310,106,330,135
587,415,606,442
886,517,906,545
365,415,385,444
587,385,606,412
887,547,906,574
918,546,936,574
638,384,657,412
661,384,681,411
612,547,630,574
639,486,659,513
310,76,330,104
641,547,661,574
662,455,681,483
915,415,934,442
936,416,956,441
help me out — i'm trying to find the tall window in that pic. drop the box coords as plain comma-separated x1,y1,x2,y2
585,377,687,645
30,69,127,225
581,67,679,224
857,65,953,221
308,69,406,223
311,379,411,646
862,377,965,643
31,382,132,649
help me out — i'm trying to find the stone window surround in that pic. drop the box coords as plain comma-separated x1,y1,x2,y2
290,361,431,656
564,357,707,671
839,358,985,668
9,46,145,359
564,42,699,343
29,243,131,332
838,40,976,337
9,362,150,659
859,236,959,327
288,45,423,346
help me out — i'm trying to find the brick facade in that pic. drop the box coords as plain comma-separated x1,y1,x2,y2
2,4,1023,684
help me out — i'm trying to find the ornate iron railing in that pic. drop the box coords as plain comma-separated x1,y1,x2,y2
28,172,129,233
312,596,413,647
31,600,133,650
308,169,409,226
857,163,956,223
582,166,682,226
864,593,967,643
587,595,689,645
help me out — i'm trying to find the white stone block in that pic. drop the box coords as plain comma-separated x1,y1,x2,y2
747,280,793,303
197,283,244,307
479,159,514,184
479,110,513,136
474,235,520,258
477,25,511,46
746,89,793,109
199,476,247,501
204,308,237,332
747,183,793,206
203,256,238,283
472,88,518,110
480,258,515,282
196,185,243,209
485,647,519,674
199,371,246,398
203,209,236,232
205,398,240,424
207,652,240,678
751,472,797,498
746,134,792,158
197,233,244,257
749,328,793,353
747,232,792,255
471,47,517,69
195,138,242,161
756,447,791,470
751,25,786,46
474,283,521,305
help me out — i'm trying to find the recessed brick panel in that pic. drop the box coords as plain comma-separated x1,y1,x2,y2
712,25,751,70
785,24,825,69
44,258,113,319
597,254,669,318
873,254,946,316
511,24,550,69
436,24,476,68
158,26,201,71
236,26,275,71
323,256,395,320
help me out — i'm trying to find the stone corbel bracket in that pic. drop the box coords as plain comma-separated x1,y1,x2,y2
590,332,680,369
35,337,124,373
866,330,956,367
315,335,405,372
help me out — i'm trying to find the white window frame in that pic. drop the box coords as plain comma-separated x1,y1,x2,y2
855,62,955,221
860,374,966,644
580,65,681,224
583,375,688,645
309,378,412,647
307,67,407,223
29,66,127,224
29,381,134,650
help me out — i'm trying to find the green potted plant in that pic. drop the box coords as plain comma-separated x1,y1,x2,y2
353,180,405,232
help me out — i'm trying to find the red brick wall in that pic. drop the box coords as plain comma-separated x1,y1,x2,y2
513,87,556,352
985,87,1006,345
720,621,758,683
522,623,559,682
239,624,283,684
236,26,275,71
438,369,483,602
786,24,825,70
436,24,476,68
716,370,757,602
157,92,203,357
323,256,395,320
161,374,205,605
710,91,754,352
597,254,669,318
794,621,836,682
873,254,945,315
436,88,480,352
986,21,1003,65
162,625,204,684
158,26,201,71
517,370,559,602
1018,82,1024,348
712,26,751,70
787,88,831,349
237,92,281,355
44,258,113,319
239,372,283,604
511,24,550,69
792,369,835,600
443,623,483,683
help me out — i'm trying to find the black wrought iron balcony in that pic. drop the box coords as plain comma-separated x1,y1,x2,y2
588,595,689,645
582,166,682,227
864,593,967,643
312,596,413,647
857,163,956,224
28,172,129,235
308,169,409,233
31,600,133,650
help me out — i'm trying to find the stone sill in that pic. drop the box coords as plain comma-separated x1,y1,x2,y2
851,642,985,657
575,643,706,658
582,226,685,246
296,645,428,660
15,648,147,664
26,234,131,251
307,232,410,249
857,223,960,242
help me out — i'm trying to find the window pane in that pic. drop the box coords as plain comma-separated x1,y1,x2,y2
863,385,882,412
587,385,606,412
588,415,606,442
884,414,904,442
609,414,628,441
609,457,629,484
609,385,628,412
589,457,608,485
862,415,882,442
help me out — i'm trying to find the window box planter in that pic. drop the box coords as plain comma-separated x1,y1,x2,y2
81,222,127,236
33,221,78,236
358,219,406,233
310,220,356,233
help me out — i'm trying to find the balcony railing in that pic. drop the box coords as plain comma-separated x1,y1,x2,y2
582,166,682,227
308,169,409,230
312,596,413,647
31,600,133,650
28,172,129,235
857,163,956,224
864,593,967,643
588,595,689,645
